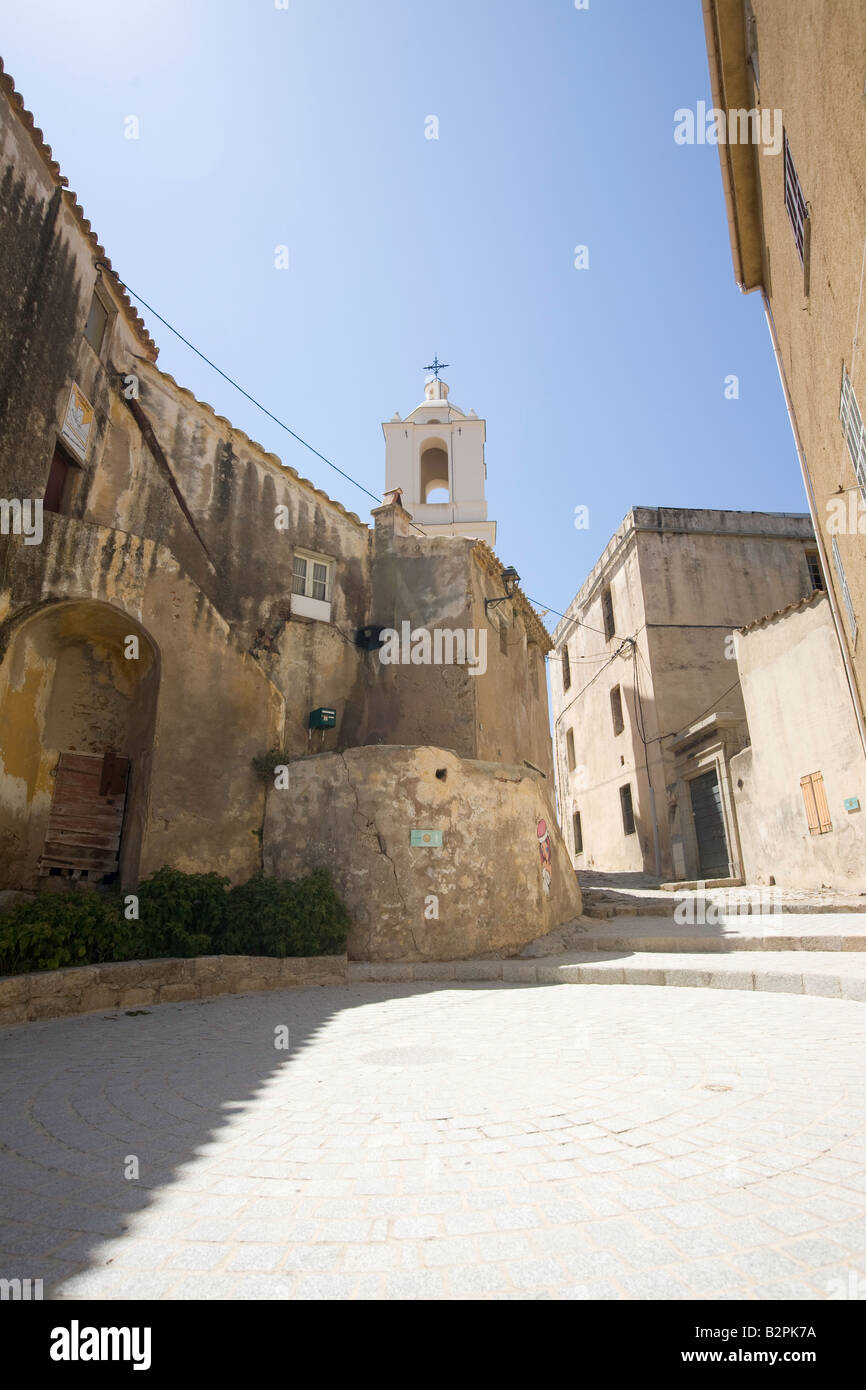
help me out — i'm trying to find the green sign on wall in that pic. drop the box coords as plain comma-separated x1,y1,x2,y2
410,829,443,847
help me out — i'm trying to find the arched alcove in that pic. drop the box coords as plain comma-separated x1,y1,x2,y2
0,600,160,889
420,437,450,503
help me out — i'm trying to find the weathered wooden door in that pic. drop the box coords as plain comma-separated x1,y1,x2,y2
39,750,130,881
689,768,730,879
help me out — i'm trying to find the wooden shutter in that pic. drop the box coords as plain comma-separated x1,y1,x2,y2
800,772,832,835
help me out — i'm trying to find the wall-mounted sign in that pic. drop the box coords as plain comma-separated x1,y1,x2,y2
60,383,94,462
843,797,861,813
410,829,443,847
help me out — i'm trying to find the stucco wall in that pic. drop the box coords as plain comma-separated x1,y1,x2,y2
551,508,817,878
706,0,866,734
263,745,581,961
731,594,866,891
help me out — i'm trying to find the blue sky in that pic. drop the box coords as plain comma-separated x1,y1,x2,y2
3,0,804,620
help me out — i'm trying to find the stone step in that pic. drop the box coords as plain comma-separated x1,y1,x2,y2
576,916,866,953
347,950,866,1000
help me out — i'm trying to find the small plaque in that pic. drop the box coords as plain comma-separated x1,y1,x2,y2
844,796,860,812
60,383,94,462
410,829,443,847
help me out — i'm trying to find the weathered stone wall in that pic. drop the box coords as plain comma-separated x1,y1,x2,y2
0,954,347,1029
263,745,581,961
0,66,559,930
0,519,283,888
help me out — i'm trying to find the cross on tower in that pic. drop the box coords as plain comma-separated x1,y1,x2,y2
423,355,449,380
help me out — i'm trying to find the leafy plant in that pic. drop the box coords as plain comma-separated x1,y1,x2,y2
0,866,348,976
0,892,138,976
218,869,348,957
134,867,229,958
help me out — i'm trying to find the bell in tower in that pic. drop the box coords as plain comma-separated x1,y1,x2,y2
381,360,496,545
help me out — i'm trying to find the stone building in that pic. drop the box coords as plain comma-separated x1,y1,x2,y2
551,506,826,882
702,0,866,757
0,61,580,959
732,590,866,892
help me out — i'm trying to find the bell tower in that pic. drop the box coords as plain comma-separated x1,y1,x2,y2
382,364,496,545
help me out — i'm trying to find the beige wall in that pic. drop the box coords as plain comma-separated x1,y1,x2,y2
264,745,580,961
731,594,866,890
552,507,816,878
704,0,866,746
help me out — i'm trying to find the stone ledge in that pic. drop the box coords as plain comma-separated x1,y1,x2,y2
0,954,348,1027
345,952,866,1002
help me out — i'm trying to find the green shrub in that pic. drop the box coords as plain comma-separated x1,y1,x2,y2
0,866,348,976
0,892,136,976
219,868,348,957
133,867,229,958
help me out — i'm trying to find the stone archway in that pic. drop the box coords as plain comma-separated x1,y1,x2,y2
0,600,160,890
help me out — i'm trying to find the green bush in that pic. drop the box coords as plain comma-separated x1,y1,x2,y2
219,869,349,958
134,866,229,958
0,891,136,976
0,866,349,975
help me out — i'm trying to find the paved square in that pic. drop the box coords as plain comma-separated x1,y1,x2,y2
1,982,866,1299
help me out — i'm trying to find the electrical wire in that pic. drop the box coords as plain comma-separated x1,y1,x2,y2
96,270,631,646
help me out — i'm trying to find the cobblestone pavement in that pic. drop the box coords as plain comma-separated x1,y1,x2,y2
2,983,866,1300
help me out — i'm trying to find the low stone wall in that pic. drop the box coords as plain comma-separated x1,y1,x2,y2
0,954,347,1028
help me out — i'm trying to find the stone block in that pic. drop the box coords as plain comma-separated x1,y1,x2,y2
455,961,502,981
709,971,754,990
158,983,199,1003
757,971,804,994
501,962,538,983
0,975,30,1007
577,965,624,984
0,1003,27,1027
664,970,711,988
77,986,123,1013
803,973,842,998
408,962,455,981
117,987,158,1008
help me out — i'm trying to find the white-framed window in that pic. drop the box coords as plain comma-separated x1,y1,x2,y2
840,366,866,503
290,549,334,621
783,131,808,266
831,536,857,644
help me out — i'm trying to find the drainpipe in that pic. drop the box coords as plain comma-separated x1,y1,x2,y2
761,290,866,759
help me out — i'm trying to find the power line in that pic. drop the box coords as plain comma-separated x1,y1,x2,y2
99,271,613,643
96,265,386,507
528,598,610,640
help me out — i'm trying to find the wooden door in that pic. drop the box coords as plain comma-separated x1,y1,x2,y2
39,751,129,881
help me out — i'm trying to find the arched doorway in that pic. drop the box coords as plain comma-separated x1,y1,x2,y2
0,601,160,890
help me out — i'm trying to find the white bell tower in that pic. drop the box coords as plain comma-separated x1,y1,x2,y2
382,366,496,545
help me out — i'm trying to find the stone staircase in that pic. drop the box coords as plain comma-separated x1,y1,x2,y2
348,891,866,1001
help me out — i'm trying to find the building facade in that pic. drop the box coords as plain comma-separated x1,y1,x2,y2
702,0,866,756
732,590,866,892
551,506,820,882
0,61,580,958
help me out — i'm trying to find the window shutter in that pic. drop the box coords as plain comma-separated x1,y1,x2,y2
800,772,832,835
